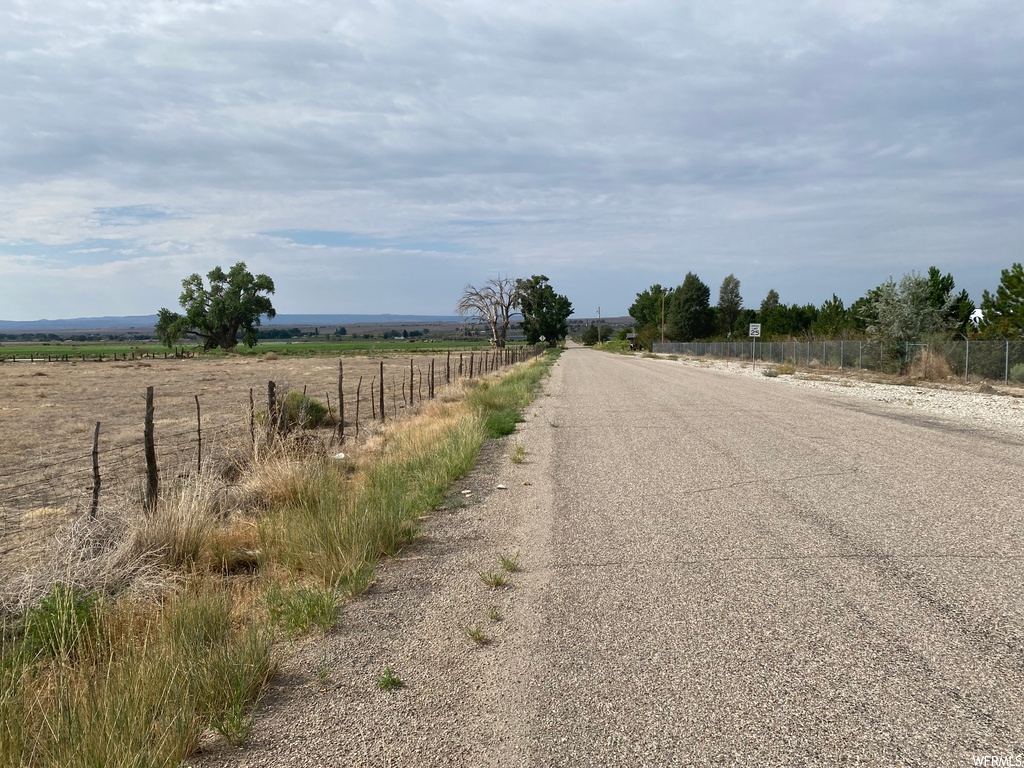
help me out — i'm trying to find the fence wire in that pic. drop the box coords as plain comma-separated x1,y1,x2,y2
0,346,544,556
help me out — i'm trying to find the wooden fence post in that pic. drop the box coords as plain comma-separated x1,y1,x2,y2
446,350,451,384
194,394,202,475
338,360,344,443
90,422,101,518
144,386,158,514
355,376,363,440
469,352,474,379
379,362,385,420
459,354,463,378
249,388,256,449
267,380,277,435
409,358,414,407
371,377,376,419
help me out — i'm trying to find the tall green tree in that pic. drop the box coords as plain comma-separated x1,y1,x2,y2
667,273,714,341
980,263,1024,339
810,294,850,338
155,262,276,351
629,284,668,330
717,275,742,337
927,266,975,334
515,275,573,345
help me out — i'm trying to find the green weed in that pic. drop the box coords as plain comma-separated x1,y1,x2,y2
376,667,403,691
479,571,509,589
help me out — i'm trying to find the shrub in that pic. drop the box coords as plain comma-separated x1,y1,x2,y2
280,391,329,429
761,368,779,378
1010,363,1024,384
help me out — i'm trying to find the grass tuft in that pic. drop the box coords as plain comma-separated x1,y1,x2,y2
478,571,509,589
376,667,403,691
463,625,490,645
499,553,521,573
511,444,526,464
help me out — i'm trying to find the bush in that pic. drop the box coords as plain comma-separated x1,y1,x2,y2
280,391,329,429
762,368,779,378
1011,363,1024,384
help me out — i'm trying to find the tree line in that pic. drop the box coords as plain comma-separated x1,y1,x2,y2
627,264,1024,353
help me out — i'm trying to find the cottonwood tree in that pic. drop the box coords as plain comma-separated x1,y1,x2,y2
667,272,714,341
456,276,518,347
155,262,276,351
515,275,573,345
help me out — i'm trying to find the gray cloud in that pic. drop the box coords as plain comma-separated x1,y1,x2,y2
0,0,1021,319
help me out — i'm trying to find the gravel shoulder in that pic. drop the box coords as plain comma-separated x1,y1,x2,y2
647,353,1024,440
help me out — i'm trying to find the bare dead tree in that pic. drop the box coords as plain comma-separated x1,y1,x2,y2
456,276,518,348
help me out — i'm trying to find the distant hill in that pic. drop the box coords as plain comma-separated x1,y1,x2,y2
0,314,465,332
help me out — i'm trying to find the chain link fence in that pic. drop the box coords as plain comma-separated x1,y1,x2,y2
652,339,1024,385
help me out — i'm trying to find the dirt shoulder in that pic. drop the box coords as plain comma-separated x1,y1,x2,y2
190,359,564,768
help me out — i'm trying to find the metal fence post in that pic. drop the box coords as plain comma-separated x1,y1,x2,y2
1006,340,1010,385
965,339,970,384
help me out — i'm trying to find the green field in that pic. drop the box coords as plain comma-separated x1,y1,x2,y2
0,338,513,360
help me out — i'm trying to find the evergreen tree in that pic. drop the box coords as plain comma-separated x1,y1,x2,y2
980,263,1024,338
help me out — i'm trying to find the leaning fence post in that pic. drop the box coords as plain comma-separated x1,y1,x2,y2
90,421,101,518
194,394,202,474
144,386,158,514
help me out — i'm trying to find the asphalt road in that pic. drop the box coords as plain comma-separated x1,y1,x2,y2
195,346,1024,768
519,347,1024,767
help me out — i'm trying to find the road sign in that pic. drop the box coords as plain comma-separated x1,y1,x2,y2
539,335,546,342
749,324,761,338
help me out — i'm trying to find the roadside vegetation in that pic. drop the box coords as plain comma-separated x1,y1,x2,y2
0,349,560,767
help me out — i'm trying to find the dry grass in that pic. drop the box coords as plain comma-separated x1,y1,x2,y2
0,351,554,766
0,352,472,578
907,349,954,381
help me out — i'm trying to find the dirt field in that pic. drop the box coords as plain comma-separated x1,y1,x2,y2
0,349,501,564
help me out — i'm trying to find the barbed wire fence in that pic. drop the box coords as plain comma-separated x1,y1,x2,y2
0,346,544,560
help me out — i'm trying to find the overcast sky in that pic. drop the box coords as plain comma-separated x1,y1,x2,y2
1,0,1021,321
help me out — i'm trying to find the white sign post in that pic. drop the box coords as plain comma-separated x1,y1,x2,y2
749,324,761,371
